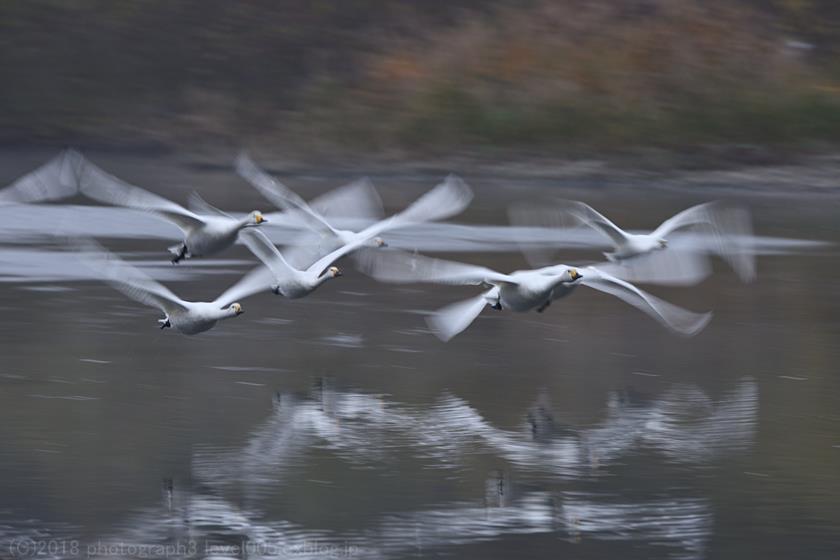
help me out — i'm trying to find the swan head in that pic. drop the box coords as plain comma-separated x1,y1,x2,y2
373,237,388,248
567,268,583,282
248,211,268,226
228,302,244,316
328,266,343,278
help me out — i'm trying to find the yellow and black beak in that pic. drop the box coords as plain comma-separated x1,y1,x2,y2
569,269,582,281
256,214,267,224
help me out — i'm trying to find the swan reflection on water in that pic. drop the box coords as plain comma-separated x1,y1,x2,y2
193,377,758,489
0,378,755,559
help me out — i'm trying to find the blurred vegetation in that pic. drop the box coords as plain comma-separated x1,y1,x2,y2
2,0,840,154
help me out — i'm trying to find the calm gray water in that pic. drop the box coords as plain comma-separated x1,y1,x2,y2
1,153,839,560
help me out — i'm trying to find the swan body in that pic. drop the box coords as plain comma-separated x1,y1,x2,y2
77,240,271,335
488,267,583,312
358,250,711,341
562,200,755,281
561,200,718,261
172,209,266,261
239,171,472,299
241,228,346,299
75,155,267,262
511,199,755,283
235,153,473,268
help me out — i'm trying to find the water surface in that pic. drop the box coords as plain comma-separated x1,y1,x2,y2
1,156,838,559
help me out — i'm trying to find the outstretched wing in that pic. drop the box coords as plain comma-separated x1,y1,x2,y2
287,174,474,271
355,249,515,286
652,201,756,283
75,239,188,314
593,250,713,286
308,176,384,225
77,155,204,231
508,201,585,267
188,191,233,219
303,176,473,277
385,174,473,227
213,265,276,308
562,200,629,247
239,229,299,280
235,152,341,236
580,266,712,336
0,149,82,205
426,292,490,341
651,201,720,238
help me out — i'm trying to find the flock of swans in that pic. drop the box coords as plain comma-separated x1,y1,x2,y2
0,149,756,341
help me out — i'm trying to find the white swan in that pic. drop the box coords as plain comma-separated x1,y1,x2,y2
239,174,475,298
539,200,755,282
77,240,272,335
236,153,383,244
0,149,82,206
235,153,473,267
358,250,712,341
75,155,268,263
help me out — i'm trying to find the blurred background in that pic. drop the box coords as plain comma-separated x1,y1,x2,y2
3,0,840,158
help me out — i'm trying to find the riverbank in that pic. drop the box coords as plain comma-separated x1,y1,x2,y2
4,145,840,201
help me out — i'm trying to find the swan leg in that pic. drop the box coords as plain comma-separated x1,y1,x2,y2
486,286,502,310
170,244,187,264
158,318,171,330
536,299,551,313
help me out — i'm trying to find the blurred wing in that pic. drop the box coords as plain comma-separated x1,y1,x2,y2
281,231,341,270
563,200,629,247
240,229,298,281
235,152,340,236
78,156,204,231
698,204,756,283
213,265,276,307
188,191,233,218
309,177,384,225
508,202,584,267
0,149,82,205
279,178,386,269
307,235,370,277
653,202,756,283
652,202,719,238
343,174,474,247
76,239,187,314
594,250,713,286
426,292,489,341
355,249,515,286
563,200,627,245
388,174,473,226
580,266,712,336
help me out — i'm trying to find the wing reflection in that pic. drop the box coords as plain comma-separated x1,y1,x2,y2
88,475,713,560
194,378,758,492
3,380,753,559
